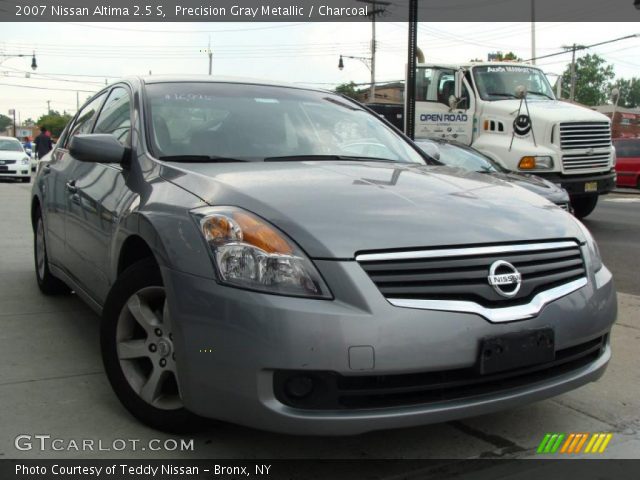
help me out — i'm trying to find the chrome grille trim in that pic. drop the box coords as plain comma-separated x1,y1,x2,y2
388,277,588,323
355,241,579,262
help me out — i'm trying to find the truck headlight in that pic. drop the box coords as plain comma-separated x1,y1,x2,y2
573,218,603,273
21,157,30,165
518,156,554,170
192,206,332,299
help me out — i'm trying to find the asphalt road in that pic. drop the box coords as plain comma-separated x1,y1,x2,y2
0,180,638,464
585,194,640,296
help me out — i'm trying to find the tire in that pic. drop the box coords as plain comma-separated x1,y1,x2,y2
101,258,203,433
34,207,71,295
571,195,598,219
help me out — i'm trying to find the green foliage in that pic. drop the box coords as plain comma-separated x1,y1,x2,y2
487,51,523,62
35,110,73,137
0,114,12,132
334,81,360,100
561,53,615,106
609,77,640,109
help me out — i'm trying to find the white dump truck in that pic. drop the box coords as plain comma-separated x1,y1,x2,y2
405,62,616,217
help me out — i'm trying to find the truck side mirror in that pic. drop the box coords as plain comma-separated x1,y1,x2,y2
454,69,464,99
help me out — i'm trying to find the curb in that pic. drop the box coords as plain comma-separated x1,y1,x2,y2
612,188,640,196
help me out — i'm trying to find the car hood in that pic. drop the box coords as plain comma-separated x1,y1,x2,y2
161,161,583,259
483,99,610,124
488,171,569,204
0,151,26,161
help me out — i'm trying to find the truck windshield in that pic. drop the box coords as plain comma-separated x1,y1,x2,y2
145,82,425,164
472,65,555,101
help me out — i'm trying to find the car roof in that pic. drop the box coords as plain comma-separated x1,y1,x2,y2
133,75,330,94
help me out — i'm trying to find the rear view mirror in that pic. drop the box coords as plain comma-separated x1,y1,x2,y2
69,134,129,164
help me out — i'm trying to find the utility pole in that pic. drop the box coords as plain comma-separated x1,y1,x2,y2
560,44,582,101
405,0,418,140
46,100,51,114
530,0,536,64
76,91,79,111
358,0,389,103
208,37,213,75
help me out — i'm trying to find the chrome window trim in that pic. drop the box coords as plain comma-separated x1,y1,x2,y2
355,241,580,262
388,277,587,323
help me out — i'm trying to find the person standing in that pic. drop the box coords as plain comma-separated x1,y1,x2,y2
34,127,53,159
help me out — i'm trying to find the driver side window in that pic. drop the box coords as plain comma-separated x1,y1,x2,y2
93,87,132,148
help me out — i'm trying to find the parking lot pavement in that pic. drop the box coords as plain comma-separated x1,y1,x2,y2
1,180,638,460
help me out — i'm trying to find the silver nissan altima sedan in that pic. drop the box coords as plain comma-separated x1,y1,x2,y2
31,77,616,434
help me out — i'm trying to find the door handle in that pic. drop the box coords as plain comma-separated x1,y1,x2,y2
65,180,78,194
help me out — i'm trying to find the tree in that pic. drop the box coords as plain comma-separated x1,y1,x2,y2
487,51,523,62
23,118,35,127
561,53,615,106
334,82,360,100
0,114,11,132
609,77,640,108
36,110,73,137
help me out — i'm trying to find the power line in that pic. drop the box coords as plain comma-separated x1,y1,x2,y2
524,34,639,62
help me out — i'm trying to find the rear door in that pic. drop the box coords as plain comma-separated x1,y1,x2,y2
64,85,134,302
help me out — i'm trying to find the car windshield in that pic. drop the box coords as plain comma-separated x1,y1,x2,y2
145,82,425,164
421,141,501,173
0,139,23,152
473,65,555,101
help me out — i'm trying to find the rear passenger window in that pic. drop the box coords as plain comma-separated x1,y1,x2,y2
93,87,132,147
66,92,107,145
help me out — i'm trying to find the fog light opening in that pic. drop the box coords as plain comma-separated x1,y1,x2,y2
285,375,314,399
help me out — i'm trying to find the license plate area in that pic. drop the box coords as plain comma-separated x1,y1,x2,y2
584,181,598,192
478,328,555,375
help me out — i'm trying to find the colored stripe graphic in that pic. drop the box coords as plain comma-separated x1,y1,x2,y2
538,433,613,454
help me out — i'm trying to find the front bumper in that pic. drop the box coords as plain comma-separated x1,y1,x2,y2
0,166,31,179
162,260,616,435
536,170,616,197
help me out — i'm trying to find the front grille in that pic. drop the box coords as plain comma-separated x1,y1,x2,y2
357,241,585,308
559,122,611,150
0,160,16,165
274,335,606,410
562,152,611,171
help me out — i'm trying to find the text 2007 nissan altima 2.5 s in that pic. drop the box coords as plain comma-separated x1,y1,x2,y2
31,77,616,434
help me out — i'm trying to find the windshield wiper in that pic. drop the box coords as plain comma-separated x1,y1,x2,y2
264,155,399,163
527,91,554,100
158,155,246,163
487,92,518,99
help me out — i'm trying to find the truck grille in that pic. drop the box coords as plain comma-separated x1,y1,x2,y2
357,241,586,308
562,152,611,171
559,122,611,173
559,122,611,150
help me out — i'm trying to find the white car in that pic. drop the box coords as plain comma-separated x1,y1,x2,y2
0,136,31,183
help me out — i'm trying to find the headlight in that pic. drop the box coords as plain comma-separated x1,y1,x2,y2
191,206,332,299
21,157,30,165
611,146,617,167
573,217,603,273
518,156,554,170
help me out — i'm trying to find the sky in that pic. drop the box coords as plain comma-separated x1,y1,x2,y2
0,21,638,122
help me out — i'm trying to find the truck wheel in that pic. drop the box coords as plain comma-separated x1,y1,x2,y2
571,196,598,219
101,258,204,433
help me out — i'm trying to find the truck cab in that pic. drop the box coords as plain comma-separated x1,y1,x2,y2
408,62,616,217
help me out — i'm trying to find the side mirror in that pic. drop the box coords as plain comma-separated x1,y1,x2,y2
69,134,129,164
448,95,459,110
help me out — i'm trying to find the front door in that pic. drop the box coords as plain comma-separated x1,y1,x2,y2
414,66,474,144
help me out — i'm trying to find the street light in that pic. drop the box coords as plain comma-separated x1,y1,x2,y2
0,51,37,71
337,54,373,99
